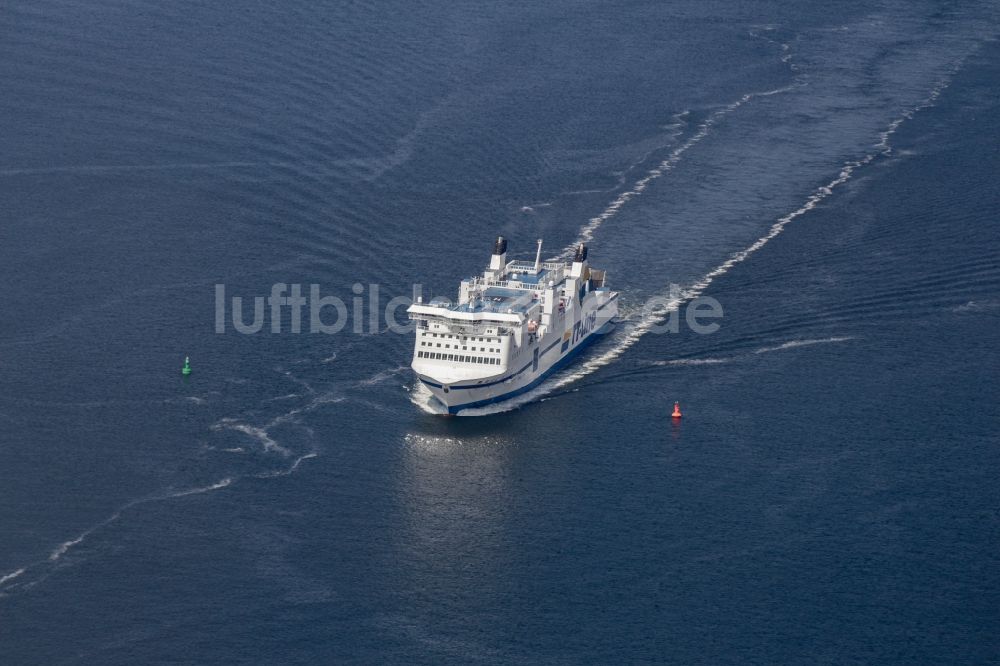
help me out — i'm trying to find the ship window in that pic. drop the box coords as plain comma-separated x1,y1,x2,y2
436,343,441,347
435,353,442,359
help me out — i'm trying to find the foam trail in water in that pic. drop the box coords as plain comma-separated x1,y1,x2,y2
160,478,234,499
554,70,957,375
256,453,319,479
0,475,236,598
49,511,124,562
953,299,1000,313
212,419,291,456
409,381,448,415
754,336,855,354
360,365,410,386
554,85,797,260
652,357,730,366
0,360,396,597
0,569,25,585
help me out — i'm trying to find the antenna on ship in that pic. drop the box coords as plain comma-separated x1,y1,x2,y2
533,238,543,273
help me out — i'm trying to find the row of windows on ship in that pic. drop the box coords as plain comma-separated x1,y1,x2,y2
419,340,499,353
416,351,501,364
425,331,501,342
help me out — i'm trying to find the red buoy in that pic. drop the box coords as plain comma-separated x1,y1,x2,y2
671,401,682,419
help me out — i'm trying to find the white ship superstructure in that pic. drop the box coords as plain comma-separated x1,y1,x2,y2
408,237,618,414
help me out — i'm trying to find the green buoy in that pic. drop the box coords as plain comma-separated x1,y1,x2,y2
182,356,192,376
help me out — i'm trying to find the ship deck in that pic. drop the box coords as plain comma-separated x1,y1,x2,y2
450,286,537,314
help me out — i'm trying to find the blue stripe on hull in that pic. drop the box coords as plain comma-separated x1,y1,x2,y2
441,323,613,414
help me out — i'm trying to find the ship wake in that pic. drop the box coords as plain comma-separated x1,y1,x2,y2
413,63,961,416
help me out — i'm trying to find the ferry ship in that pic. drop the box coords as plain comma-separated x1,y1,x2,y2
408,237,619,414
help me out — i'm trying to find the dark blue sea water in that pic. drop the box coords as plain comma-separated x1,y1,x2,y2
2,1,999,662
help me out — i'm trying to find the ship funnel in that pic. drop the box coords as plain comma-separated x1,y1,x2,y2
493,236,508,255
570,243,589,277
533,239,543,273
489,235,508,271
